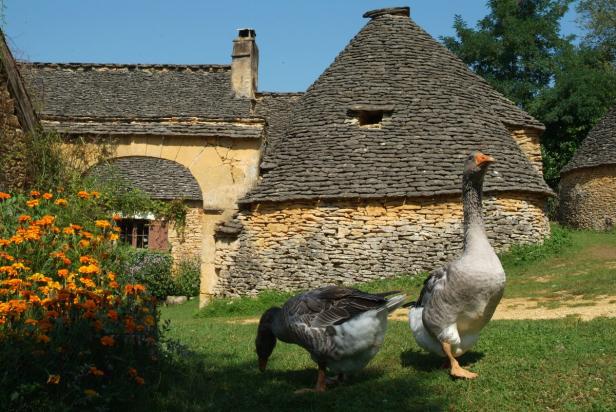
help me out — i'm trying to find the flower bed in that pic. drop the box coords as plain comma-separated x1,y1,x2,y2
0,190,161,410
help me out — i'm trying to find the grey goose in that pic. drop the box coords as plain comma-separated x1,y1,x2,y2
256,286,406,392
409,151,505,379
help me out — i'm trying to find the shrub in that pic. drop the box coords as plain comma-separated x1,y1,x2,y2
124,249,174,299
0,190,161,410
500,224,572,266
173,256,201,297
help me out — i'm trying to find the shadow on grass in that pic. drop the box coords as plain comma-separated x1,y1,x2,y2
138,346,448,412
400,349,484,373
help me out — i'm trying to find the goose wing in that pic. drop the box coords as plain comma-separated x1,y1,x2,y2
282,286,389,356
414,266,448,307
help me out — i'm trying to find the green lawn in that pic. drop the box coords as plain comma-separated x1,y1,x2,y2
139,227,616,411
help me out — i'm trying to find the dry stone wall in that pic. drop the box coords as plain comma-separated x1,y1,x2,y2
0,71,28,191
214,192,549,297
559,165,616,231
169,202,203,265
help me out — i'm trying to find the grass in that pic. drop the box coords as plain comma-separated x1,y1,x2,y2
137,226,616,411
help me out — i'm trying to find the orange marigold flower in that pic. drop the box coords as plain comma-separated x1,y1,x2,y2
81,231,93,239
112,214,122,221
62,227,75,235
34,215,55,226
107,272,116,281
79,256,98,264
90,191,100,198
0,251,14,261
79,277,96,288
54,198,68,206
25,199,40,208
134,284,146,294
78,264,100,275
42,192,53,200
79,239,90,248
0,192,11,200
30,190,41,198
70,224,82,231
46,374,60,384
56,268,69,277
38,335,51,344
109,281,119,289
95,220,111,229
108,233,119,241
124,285,134,295
107,310,118,321
100,335,115,347
135,376,145,385
128,367,138,378
82,299,97,311
144,315,155,326
18,215,31,223
77,191,90,199
25,318,38,325
89,367,104,377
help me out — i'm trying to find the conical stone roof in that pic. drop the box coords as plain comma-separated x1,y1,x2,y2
242,7,551,203
561,105,616,175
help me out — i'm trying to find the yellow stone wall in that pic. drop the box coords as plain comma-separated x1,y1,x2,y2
559,165,616,230
214,192,549,297
168,202,203,266
508,127,543,175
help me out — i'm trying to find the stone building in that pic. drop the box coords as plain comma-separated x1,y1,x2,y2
0,29,38,191
213,7,552,298
559,105,616,230
5,7,552,304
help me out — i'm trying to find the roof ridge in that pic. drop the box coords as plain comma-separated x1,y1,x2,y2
18,61,230,72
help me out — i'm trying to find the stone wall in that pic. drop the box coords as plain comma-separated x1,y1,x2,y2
213,192,549,297
508,127,543,175
168,201,203,265
0,70,28,191
559,165,616,231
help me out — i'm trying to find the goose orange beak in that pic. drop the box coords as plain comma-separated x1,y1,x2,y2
475,153,495,166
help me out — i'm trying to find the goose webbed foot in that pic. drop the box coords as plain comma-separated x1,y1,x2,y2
441,342,478,380
294,363,327,394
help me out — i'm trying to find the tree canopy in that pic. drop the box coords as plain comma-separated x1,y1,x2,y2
443,0,616,188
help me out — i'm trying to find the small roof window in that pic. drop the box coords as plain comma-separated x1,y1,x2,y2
347,104,394,128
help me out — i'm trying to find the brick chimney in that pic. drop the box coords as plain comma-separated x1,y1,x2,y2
231,28,258,99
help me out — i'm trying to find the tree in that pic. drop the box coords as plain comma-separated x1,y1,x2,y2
577,0,616,61
442,0,573,109
443,0,616,188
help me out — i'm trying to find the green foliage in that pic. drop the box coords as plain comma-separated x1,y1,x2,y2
443,0,616,188
577,0,616,61
124,249,174,299
173,256,201,297
442,0,572,109
499,224,572,266
0,191,161,411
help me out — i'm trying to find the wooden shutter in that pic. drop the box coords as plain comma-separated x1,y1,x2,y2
148,220,169,251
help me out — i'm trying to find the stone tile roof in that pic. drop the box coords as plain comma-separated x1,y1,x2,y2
40,118,264,139
254,92,303,170
18,62,254,119
89,156,202,201
561,105,616,174
241,8,551,204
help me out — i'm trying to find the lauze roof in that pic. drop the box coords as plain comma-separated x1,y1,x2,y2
561,105,616,174
242,7,551,203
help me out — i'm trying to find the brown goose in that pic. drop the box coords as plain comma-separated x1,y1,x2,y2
409,151,505,379
256,286,406,392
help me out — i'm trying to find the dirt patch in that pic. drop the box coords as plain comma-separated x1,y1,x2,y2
588,244,616,260
225,295,616,325
389,295,616,322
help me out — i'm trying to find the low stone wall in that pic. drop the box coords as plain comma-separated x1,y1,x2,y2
213,192,549,297
168,202,203,265
559,165,616,230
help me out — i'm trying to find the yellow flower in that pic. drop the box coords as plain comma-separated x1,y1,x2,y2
108,233,119,241
47,374,60,384
95,220,111,229
83,389,99,397
25,199,40,208
54,198,68,206
90,191,100,198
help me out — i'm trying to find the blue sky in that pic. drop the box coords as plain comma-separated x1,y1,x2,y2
4,1,581,92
